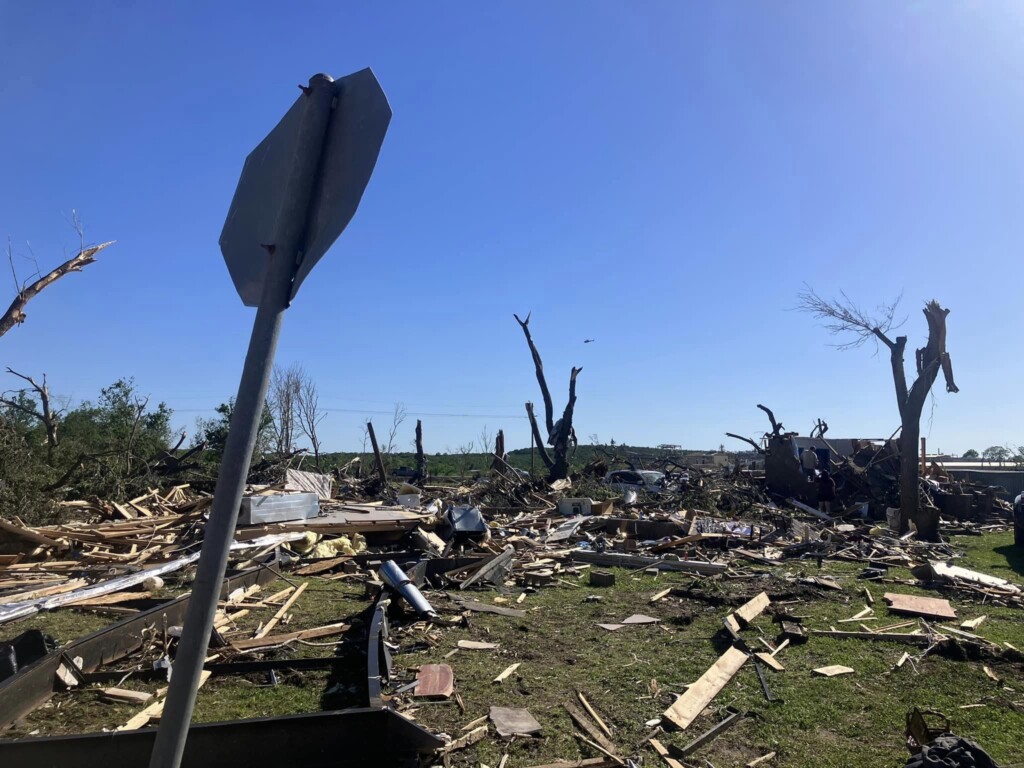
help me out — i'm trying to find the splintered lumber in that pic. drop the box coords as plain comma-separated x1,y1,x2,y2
734,592,770,625
662,646,748,730
960,615,987,630
577,691,613,738
884,593,956,620
448,725,488,751
925,561,1020,594
65,590,152,607
118,670,211,730
813,665,854,677
649,587,672,603
747,753,777,767
229,622,349,650
649,738,685,768
0,518,63,548
460,546,515,590
251,581,306,639
526,759,620,768
493,662,521,684
101,687,153,705
564,700,618,757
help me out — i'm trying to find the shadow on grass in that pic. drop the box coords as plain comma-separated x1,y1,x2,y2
992,544,1024,578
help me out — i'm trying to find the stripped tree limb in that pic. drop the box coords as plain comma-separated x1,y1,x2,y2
1,241,114,339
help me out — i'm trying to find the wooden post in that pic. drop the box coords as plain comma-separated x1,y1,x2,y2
367,421,388,489
920,437,927,475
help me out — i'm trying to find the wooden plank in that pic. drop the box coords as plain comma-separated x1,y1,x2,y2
252,581,306,639
564,699,618,757
754,652,784,671
577,691,613,738
117,670,210,730
649,738,685,768
101,687,153,705
662,646,748,730
811,630,927,644
649,588,672,604
457,640,498,650
493,662,521,684
229,621,349,650
735,592,770,624
884,593,956,620
961,615,987,630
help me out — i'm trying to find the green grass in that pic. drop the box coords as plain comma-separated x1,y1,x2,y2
3,534,1023,768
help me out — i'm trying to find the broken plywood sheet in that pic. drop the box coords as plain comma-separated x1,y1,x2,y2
621,614,660,625
414,664,454,698
663,646,748,730
884,593,956,620
812,665,854,677
284,468,334,499
597,623,625,631
489,706,542,737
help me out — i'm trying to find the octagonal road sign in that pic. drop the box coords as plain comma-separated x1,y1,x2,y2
219,68,391,306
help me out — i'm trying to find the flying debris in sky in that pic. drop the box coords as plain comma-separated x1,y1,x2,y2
584,339,595,344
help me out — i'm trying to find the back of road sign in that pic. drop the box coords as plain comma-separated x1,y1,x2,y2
219,68,392,307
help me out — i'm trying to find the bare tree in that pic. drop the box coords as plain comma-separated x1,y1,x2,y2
514,312,582,481
383,402,407,472
0,368,63,463
295,374,326,471
268,364,303,456
798,288,959,539
1,215,114,339
479,425,493,458
456,440,475,478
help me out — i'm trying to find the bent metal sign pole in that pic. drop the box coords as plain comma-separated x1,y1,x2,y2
149,70,390,768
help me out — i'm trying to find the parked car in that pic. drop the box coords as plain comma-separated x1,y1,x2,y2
602,469,667,494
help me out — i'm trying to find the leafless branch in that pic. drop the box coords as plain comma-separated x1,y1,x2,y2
796,285,904,351
1,239,114,339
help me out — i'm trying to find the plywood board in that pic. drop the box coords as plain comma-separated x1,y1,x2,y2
663,646,748,730
884,592,956,620
489,706,542,737
414,664,454,698
812,665,854,677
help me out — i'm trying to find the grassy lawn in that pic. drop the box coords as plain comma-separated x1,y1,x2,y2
3,533,1023,768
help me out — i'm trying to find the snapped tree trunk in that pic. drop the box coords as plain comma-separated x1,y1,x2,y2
412,419,428,484
889,301,958,540
514,313,582,482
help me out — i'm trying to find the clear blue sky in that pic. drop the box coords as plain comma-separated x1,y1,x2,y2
1,2,1022,455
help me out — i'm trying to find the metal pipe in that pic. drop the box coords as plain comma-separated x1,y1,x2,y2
379,560,437,618
149,74,337,768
